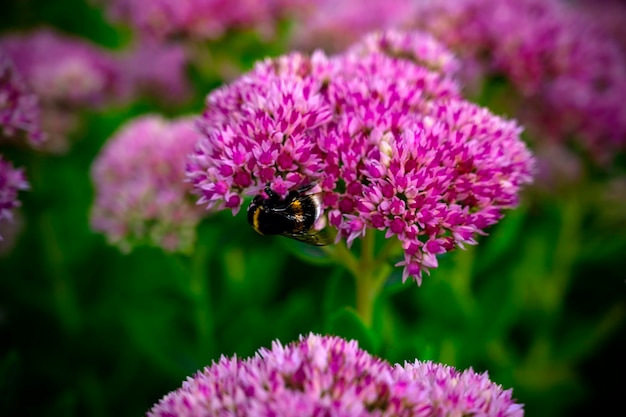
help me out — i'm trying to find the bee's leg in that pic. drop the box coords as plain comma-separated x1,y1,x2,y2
296,182,316,193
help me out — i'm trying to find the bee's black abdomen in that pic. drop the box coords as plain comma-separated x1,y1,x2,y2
247,183,328,245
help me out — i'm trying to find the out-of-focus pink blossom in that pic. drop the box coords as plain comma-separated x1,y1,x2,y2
0,155,28,241
411,0,626,163
91,115,205,253
0,28,127,152
0,49,44,146
119,40,191,104
289,0,415,52
106,0,305,41
1,28,125,106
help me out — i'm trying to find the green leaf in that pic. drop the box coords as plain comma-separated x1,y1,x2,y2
476,204,528,273
322,268,354,318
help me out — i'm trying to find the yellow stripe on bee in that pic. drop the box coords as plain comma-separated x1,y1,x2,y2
252,207,263,235
290,199,305,226
290,199,302,212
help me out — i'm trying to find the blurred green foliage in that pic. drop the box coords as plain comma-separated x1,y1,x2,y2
1,1,624,416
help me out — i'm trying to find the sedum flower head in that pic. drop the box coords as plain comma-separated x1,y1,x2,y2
148,334,524,417
0,154,28,240
0,49,44,146
91,115,205,253
187,30,534,284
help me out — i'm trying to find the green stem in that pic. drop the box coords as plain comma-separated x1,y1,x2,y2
322,241,360,279
374,236,402,266
561,302,625,363
170,240,214,359
31,155,80,334
189,242,213,358
448,247,476,316
547,192,582,312
323,230,391,327
38,211,80,334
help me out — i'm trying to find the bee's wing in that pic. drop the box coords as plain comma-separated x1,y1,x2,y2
280,228,333,246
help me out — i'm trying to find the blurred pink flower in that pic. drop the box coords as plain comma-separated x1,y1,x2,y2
1,28,125,106
119,40,191,104
148,334,524,417
0,28,127,152
347,30,460,77
289,0,415,52
412,0,626,163
91,115,205,253
0,206,23,255
187,30,534,283
0,49,44,146
571,0,626,54
106,0,305,41
0,155,28,241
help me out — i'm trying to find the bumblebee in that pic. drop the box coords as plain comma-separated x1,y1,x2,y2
247,183,332,246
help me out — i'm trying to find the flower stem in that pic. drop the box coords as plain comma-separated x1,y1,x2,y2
189,242,214,359
38,210,80,334
323,230,392,327
548,192,582,311
31,154,80,334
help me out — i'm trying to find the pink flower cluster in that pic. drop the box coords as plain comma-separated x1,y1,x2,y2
411,0,626,162
106,0,305,41
289,0,416,52
573,0,626,54
0,28,125,107
0,49,44,146
0,28,127,152
91,115,205,253
187,30,534,283
0,155,28,240
148,334,524,417
119,40,191,105
346,31,460,77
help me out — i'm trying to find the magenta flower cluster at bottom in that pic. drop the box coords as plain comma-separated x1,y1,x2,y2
148,334,523,417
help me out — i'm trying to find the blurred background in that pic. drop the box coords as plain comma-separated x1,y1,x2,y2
1,0,624,416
